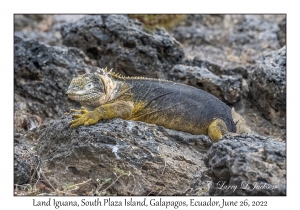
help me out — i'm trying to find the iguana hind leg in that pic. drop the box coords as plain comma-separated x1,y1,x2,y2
208,118,228,142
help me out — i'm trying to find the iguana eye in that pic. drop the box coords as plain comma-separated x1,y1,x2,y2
85,83,93,89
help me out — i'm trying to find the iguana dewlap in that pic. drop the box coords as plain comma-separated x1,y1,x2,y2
66,68,245,142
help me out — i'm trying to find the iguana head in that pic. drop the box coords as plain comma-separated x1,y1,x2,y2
66,70,117,109
66,73,105,105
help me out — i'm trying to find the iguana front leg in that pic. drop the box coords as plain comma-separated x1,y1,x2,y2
70,101,134,128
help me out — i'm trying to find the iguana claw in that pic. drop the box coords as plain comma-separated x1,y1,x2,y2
70,109,101,128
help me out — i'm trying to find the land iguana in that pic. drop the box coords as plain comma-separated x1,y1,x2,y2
66,68,249,142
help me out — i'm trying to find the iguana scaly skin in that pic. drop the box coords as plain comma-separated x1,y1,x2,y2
66,68,248,142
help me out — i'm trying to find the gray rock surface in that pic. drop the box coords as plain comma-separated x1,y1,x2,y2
14,36,94,118
172,15,284,70
36,115,287,196
207,134,286,195
278,18,286,47
183,57,250,79
14,15,51,31
14,153,31,185
169,64,242,104
248,46,286,127
37,115,212,195
14,128,41,185
61,15,184,78
14,15,84,46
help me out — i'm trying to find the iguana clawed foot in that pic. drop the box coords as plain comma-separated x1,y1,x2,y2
70,106,101,128
71,106,88,114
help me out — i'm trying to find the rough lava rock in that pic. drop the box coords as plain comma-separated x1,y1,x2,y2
14,35,94,118
227,15,281,51
36,115,286,196
14,15,51,31
248,46,286,127
207,134,286,196
183,57,250,79
14,153,31,185
278,18,286,47
169,64,242,104
37,116,212,196
14,15,84,46
61,15,184,78
172,15,284,70
14,127,42,185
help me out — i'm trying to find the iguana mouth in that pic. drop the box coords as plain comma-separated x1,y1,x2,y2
68,92,101,102
66,88,100,96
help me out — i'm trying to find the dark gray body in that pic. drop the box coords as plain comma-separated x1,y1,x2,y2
123,78,236,134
